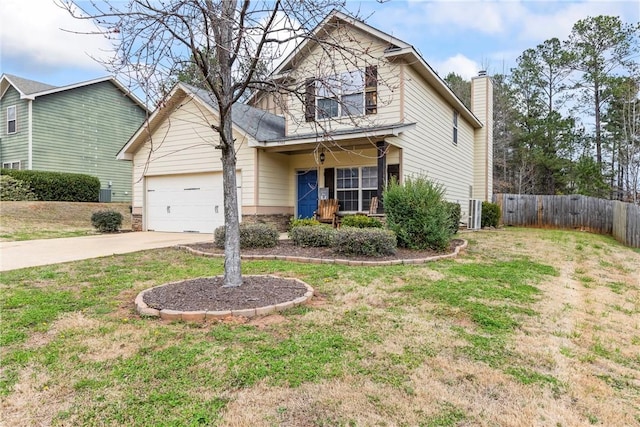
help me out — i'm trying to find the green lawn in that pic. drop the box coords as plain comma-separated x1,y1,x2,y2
1,228,638,426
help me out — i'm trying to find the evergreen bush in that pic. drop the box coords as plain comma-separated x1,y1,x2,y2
0,175,38,201
289,217,321,229
481,202,501,228
91,210,123,232
214,223,279,249
340,215,383,228
333,227,396,257
444,201,461,234
383,176,452,251
0,169,100,202
289,225,335,247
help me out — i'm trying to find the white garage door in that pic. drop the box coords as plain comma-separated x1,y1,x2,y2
146,173,240,233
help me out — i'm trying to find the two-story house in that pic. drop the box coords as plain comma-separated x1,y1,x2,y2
117,10,492,232
0,74,148,202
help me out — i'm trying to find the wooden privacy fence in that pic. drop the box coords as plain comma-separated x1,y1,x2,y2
493,194,640,248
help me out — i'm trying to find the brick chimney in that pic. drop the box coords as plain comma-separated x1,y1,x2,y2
470,71,493,202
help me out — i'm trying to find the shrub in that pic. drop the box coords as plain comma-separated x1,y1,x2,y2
444,201,461,234
340,214,383,228
289,217,321,229
333,227,396,257
91,210,123,232
481,202,501,228
0,169,100,202
0,175,38,201
383,176,452,251
214,223,279,249
289,225,335,247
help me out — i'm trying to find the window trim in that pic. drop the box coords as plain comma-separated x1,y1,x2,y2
315,70,365,120
2,161,21,170
335,165,378,212
7,105,17,134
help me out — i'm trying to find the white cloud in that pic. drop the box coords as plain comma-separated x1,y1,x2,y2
0,0,113,71
516,1,633,42
432,54,481,80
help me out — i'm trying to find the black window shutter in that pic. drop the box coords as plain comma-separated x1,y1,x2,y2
387,164,400,184
304,78,315,122
324,167,335,199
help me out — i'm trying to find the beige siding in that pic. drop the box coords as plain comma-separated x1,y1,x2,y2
256,150,291,206
131,97,255,209
399,65,475,209
282,25,402,136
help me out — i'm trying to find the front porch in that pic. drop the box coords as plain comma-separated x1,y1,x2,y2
253,123,414,219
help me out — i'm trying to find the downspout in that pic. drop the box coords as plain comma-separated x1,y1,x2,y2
28,99,33,169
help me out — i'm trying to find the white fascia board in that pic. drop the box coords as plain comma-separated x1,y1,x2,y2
252,122,416,147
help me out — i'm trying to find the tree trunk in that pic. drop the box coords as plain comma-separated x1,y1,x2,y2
218,0,242,287
594,81,602,165
221,136,242,287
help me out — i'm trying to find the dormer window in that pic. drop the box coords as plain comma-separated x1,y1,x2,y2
304,66,377,122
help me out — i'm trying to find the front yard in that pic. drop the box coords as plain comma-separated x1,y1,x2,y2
1,228,638,426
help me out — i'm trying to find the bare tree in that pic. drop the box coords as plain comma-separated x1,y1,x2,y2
59,0,396,286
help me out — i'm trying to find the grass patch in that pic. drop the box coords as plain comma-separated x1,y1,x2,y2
1,228,638,426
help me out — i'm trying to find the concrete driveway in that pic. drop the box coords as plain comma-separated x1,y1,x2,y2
0,232,213,271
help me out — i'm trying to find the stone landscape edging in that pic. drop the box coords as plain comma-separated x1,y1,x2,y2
176,239,468,266
139,240,468,321
135,275,314,321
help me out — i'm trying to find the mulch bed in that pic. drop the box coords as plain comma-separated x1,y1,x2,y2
143,276,308,312
185,239,465,262
142,239,465,314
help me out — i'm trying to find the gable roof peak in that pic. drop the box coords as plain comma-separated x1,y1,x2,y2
1,73,58,97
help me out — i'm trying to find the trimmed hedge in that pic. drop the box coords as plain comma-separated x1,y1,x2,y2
333,227,397,257
0,175,38,201
0,169,100,202
481,202,501,228
444,201,461,234
383,176,452,251
91,210,123,232
289,217,321,229
214,223,279,249
340,215,383,228
289,225,335,247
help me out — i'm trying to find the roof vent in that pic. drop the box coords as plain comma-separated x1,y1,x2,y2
478,70,487,77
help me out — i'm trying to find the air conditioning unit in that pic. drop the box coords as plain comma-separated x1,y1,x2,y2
468,199,482,230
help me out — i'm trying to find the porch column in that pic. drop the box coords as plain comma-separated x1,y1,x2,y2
376,140,387,214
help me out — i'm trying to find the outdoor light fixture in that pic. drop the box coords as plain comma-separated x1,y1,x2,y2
319,150,325,164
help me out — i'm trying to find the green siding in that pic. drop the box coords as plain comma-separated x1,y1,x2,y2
31,81,146,202
0,87,29,168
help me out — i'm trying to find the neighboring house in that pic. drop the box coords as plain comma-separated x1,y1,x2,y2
118,11,492,233
0,74,148,202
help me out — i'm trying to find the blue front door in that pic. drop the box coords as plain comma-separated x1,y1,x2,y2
297,170,318,218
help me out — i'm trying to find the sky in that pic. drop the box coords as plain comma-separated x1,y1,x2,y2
1,0,638,91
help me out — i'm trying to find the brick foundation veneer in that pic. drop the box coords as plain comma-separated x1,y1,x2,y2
242,214,291,232
131,214,143,231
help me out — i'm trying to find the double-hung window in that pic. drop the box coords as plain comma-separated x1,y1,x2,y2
453,110,458,145
7,106,16,134
316,70,364,119
336,166,378,212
